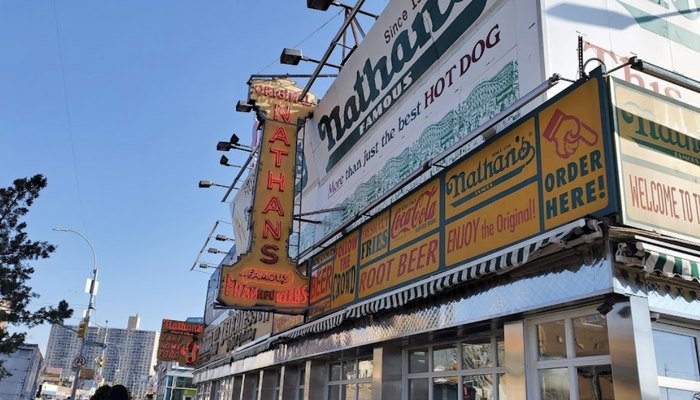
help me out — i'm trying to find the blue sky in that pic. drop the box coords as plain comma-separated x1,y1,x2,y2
1,0,385,353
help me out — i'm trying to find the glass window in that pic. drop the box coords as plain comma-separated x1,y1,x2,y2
344,360,357,380
406,332,504,399
463,374,493,400
537,320,567,360
659,387,700,400
409,378,429,400
410,350,429,373
433,377,458,400
573,315,609,357
654,329,700,381
531,309,612,400
433,345,458,372
358,359,373,379
330,362,342,381
358,383,372,400
539,368,569,400
462,339,492,369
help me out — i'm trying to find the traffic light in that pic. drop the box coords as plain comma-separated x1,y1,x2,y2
78,320,88,338
98,358,104,367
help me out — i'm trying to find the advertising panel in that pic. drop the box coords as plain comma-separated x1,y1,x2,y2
219,79,316,312
196,311,272,366
157,319,206,366
613,79,700,243
307,74,617,320
542,0,700,103
298,0,545,252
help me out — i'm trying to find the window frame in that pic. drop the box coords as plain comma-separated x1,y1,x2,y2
403,334,505,400
653,322,700,396
326,357,374,400
526,307,612,400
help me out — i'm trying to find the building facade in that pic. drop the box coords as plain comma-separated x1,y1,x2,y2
0,344,43,400
45,317,159,399
155,361,196,400
192,0,700,399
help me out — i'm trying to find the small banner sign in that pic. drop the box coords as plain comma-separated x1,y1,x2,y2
156,319,205,365
218,79,317,313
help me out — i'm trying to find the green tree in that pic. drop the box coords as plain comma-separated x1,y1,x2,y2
0,175,73,379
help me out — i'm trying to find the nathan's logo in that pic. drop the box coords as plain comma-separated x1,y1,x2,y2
617,0,700,52
317,0,489,171
445,134,536,206
543,109,598,159
618,104,700,166
391,186,438,239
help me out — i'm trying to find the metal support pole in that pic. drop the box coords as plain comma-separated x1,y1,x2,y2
54,228,98,400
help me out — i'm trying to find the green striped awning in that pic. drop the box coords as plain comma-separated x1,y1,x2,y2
643,248,700,282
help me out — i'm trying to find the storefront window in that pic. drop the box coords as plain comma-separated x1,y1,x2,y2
538,320,567,360
410,349,429,373
406,333,504,399
327,358,373,400
573,315,609,357
530,309,612,400
653,324,700,398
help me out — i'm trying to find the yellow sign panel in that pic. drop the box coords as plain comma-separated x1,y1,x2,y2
219,79,316,312
445,182,539,266
359,233,440,299
445,119,537,219
614,80,700,242
389,179,441,250
538,80,609,230
359,210,390,265
331,231,359,309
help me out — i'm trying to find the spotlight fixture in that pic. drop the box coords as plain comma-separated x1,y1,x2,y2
198,263,217,269
215,234,235,242
280,48,342,69
207,247,226,255
596,299,615,316
230,134,240,146
198,180,228,189
629,56,700,93
217,141,233,152
236,100,254,113
219,155,242,168
307,0,333,10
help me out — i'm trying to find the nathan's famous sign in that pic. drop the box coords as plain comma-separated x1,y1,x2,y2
308,75,618,318
157,319,205,366
218,79,316,312
315,0,490,171
613,79,700,243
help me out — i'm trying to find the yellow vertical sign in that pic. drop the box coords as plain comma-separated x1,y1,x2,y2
538,79,609,230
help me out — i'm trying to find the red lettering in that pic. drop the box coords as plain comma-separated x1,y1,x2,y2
274,104,291,122
269,126,290,146
262,219,281,239
269,147,289,167
267,171,286,191
262,196,284,216
391,187,438,238
261,244,279,264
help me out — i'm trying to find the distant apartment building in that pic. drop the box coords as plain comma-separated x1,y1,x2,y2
45,316,159,399
0,344,43,400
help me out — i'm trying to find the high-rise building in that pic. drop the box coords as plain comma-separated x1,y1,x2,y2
0,344,43,400
45,317,159,399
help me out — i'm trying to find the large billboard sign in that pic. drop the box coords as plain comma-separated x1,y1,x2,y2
157,319,205,366
613,79,700,243
196,311,272,366
308,75,618,318
218,79,315,312
299,0,545,252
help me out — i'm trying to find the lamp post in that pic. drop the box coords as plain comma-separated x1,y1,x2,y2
53,227,98,400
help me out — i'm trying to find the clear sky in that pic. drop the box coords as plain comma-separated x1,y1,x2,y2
1,0,386,354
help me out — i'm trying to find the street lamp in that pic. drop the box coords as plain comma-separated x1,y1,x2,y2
52,227,98,400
